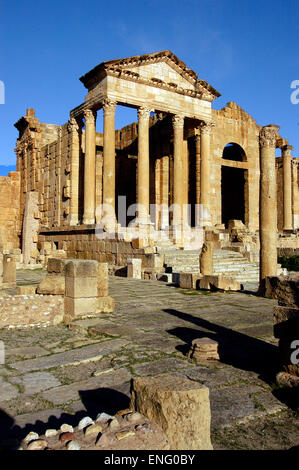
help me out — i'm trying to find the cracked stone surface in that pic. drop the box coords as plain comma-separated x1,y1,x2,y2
0,272,298,449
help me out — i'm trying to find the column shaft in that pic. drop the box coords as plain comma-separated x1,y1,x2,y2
200,121,214,225
172,114,184,228
83,109,96,225
137,106,151,223
103,99,117,226
282,145,293,230
68,118,80,225
259,125,279,284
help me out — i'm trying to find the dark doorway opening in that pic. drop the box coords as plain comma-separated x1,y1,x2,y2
221,166,245,227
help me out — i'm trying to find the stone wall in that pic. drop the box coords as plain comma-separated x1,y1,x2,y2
0,171,21,251
38,227,153,269
211,102,260,230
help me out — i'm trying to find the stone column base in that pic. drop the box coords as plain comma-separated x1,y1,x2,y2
0,282,16,290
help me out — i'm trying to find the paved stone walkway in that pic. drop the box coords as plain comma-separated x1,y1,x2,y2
0,272,298,449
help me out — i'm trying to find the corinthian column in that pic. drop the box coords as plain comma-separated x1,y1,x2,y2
68,117,80,226
172,114,184,230
195,134,201,225
137,106,151,224
259,124,279,285
282,144,294,231
199,121,214,226
103,99,117,227
83,109,96,225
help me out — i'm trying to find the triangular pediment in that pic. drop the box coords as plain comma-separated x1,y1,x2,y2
80,50,221,101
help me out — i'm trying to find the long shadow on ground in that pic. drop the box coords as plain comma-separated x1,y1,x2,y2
165,308,299,410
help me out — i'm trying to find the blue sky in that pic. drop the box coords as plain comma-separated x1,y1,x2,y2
0,0,298,174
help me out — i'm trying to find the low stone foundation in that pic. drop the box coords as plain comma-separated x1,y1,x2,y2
0,294,64,329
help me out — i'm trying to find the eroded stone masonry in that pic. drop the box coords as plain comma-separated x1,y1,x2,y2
2,50,298,285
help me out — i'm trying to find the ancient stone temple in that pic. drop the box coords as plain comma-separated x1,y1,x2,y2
2,50,298,285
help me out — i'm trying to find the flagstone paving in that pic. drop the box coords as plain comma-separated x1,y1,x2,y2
0,272,298,449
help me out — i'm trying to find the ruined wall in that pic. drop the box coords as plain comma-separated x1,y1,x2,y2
0,171,21,250
211,102,261,231
38,228,154,269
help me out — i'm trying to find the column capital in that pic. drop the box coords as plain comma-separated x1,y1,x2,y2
259,125,280,148
83,108,97,124
199,121,215,135
67,117,79,133
102,98,117,115
172,114,184,129
138,106,152,120
282,144,294,157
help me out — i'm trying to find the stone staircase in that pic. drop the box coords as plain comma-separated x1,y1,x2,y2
159,248,260,289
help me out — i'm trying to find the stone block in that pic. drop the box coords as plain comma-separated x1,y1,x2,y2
37,275,65,295
98,262,109,297
265,274,299,307
96,296,115,313
127,258,142,279
144,253,164,268
3,254,16,284
179,272,202,289
130,374,213,450
64,296,98,323
65,276,98,298
187,337,220,361
132,238,148,249
199,274,241,291
16,285,37,295
65,259,98,278
47,258,68,274
273,306,299,338
228,220,246,231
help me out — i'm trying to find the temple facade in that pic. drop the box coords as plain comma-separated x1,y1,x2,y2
4,50,298,277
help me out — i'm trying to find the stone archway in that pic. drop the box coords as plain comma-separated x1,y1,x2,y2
221,143,248,228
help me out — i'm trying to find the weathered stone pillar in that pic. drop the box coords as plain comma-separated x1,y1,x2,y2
102,99,117,229
172,114,184,231
259,125,279,285
282,144,294,231
83,109,96,225
68,117,81,226
64,259,98,323
98,262,109,297
3,254,16,285
200,241,214,275
199,121,214,226
137,106,151,224
127,258,142,279
130,374,213,450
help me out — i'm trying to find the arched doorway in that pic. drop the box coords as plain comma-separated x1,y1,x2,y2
221,143,247,227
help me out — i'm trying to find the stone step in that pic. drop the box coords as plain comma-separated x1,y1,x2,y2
214,265,259,272
161,247,261,285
